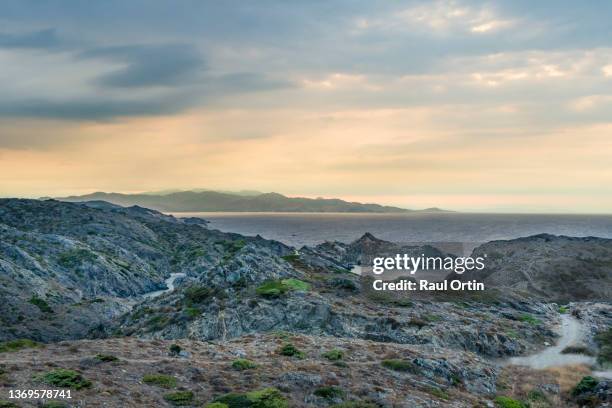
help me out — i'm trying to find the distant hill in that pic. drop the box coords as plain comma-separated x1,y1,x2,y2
53,190,446,213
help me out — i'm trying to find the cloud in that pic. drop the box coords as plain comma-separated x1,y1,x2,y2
80,44,205,88
0,28,60,49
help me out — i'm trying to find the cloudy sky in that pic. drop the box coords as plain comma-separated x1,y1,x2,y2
1,1,611,212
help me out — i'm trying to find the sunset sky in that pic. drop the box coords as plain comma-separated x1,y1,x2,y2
1,1,612,212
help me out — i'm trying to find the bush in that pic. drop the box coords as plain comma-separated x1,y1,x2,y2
256,279,310,298
281,254,300,262
493,396,527,408
558,305,569,314
205,404,229,408
561,345,594,355
231,358,258,370
169,344,182,356
278,343,305,359
184,286,213,304
381,359,417,373
94,354,118,362
314,386,344,400
164,391,194,406
519,314,540,325
142,373,177,388
57,248,96,268
329,402,377,408
0,401,19,408
214,387,288,408
322,349,343,361
428,387,449,400
38,369,92,389
41,403,68,408
595,328,612,366
572,376,598,396
0,339,41,353
29,296,53,313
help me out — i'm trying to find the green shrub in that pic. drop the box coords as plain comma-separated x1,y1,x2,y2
561,345,594,355
0,401,19,408
493,396,527,408
214,387,288,408
29,296,53,313
184,286,213,304
527,389,548,402
169,344,182,356
205,403,229,408
185,307,200,318
595,328,612,366
164,391,194,406
519,314,540,325
322,349,343,361
41,403,68,408
428,387,449,400
381,359,417,373
281,254,300,262
329,402,377,408
57,248,96,268
142,373,177,388
558,305,569,314
278,343,305,359
94,353,118,362
256,279,310,298
0,339,41,353
231,358,257,370
314,386,344,399
572,376,598,395
37,369,92,389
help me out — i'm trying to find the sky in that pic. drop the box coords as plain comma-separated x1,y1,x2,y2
1,0,612,213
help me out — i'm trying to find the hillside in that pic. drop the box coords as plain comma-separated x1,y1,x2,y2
53,190,440,213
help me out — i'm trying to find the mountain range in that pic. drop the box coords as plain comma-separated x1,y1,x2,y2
52,190,447,213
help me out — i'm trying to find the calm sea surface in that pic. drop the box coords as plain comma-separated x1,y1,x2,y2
170,212,612,250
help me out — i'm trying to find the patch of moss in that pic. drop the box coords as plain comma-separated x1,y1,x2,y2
0,339,41,353
0,401,19,408
205,403,229,408
164,391,194,406
558,305,569,314
41,402,68,408
37,369,92,390
278,343,305,359
493,396,528,408
142,373,177,389
214,387,288,408
322,349,344,361
29,296,53,313
381,359,417,373
94,353,118,362
231,358,257,370
314,386,344,400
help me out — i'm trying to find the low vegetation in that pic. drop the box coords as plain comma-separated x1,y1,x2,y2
278,343,305,359
518,314,540,325
256,279,310,298
0,339,41,353
212,387,288,408
493,396,528,408
163,391,194,406
322,349,344,361
37,369,92,390
231,358,258,370
381,359,417,373
314,386,345,400
560,345,594,355
572,376,598,396
94,353,119,362
29,296,53,313
594,328,612,366
142,373,177,388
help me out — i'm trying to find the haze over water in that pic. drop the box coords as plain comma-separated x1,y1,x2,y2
172,212,612,249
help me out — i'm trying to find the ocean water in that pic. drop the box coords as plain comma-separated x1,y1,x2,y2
171,212,612,250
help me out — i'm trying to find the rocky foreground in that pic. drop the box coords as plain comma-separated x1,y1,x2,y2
0,199,610,407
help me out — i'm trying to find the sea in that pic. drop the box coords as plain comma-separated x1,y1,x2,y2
170,212,612,251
